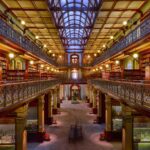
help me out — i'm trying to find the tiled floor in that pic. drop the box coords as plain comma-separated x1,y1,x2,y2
28,100,122,150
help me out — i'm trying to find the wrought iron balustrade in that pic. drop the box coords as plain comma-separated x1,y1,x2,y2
94,14,150,65
58,63,93,68
0,18,56,66
0,79,59,110
90,79,150,111
62,79,87,84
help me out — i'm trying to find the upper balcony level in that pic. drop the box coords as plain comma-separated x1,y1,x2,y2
94,13,150,65
58,63,93,68
0,18,57,66
0,79,60,114
90,79,150,115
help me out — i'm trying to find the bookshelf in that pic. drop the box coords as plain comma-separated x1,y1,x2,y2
123,69,145,80
7,70,25,81
28,71,41,80
109,72,122,80
0,57,7,81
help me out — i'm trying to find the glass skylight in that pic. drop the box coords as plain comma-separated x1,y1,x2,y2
48,0,101,53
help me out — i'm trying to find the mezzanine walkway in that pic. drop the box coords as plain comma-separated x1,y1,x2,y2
28,100,122,150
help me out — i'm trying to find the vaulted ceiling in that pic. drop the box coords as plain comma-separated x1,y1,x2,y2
0,0,147,64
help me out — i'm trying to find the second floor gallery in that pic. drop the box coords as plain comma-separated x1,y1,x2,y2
0,0,150,150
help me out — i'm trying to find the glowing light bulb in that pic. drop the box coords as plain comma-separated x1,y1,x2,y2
110,36,114,40
106,64,109,68
30,60,34,65
103,44,106,48
133,53,139,59
94,53,97,57
8,53,14,59
123,21,127,26
115,60,120,65
21,20,25,25
35,36,39,39
41,64,44,68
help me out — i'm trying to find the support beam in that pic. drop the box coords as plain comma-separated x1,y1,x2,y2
15,104,28,150
92,88,97,114
52,89,58,114
38,95,45,133
122,105,133,150
104,95,112,141
96,90,104,123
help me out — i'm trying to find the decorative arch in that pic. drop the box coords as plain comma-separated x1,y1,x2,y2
70,54,79,64
70,84,81,99
48,0,101,53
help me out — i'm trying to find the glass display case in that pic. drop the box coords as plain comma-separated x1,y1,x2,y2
112,106,123,132
27,106,38,132
0,124,15,144
133,122,150,150
26,120,38,132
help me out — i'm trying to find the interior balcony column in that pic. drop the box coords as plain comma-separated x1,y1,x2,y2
96,90,103,123
122,105,133,150
145,63,150,80
57,86,60,108
59,84,64,102
92,88,97,114
52,88,58,114
46,91,53,125
89,86,93,107
104,94,112,141
38,95,45,134
15,104,28,150
86,84,90,103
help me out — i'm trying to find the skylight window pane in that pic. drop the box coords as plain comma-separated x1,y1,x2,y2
48,0,101,52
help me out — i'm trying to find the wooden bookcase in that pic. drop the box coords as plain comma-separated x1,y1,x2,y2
123,69,145,80
0,56,7,81
28,72,41,80
109,72,122,80
7,70,25,81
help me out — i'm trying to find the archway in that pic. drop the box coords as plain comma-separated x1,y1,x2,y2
70,84,81,100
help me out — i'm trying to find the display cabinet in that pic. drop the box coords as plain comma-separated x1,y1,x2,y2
0,124,15,144
112,106,123,132
7,70,25,81
133,123,150,150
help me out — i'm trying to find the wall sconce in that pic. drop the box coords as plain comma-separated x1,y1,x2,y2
115,60,120,65
110,36,114,40
29,60,34,65
21,20,26,25
123,21,127,26
99,66,103,70
87,55,90,58
94,53,97,57
41,64,44,68
35,36,39,39
133,53,139,59
8,53,15,59
105,64,109,68
44,44,47,48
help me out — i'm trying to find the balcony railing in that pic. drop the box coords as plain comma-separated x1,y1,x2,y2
90,79,150,112
0,79,59,111
58,63,93,68
94,14,150,65
62,79,87,84
0,18,57,66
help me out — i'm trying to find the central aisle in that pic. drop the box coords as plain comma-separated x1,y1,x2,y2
28,100,122,150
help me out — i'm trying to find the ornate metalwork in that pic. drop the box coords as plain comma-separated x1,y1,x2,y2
48,0,101,53
90,79,150,111
0,18,57,66
94,14,150,65
0,79,59,110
